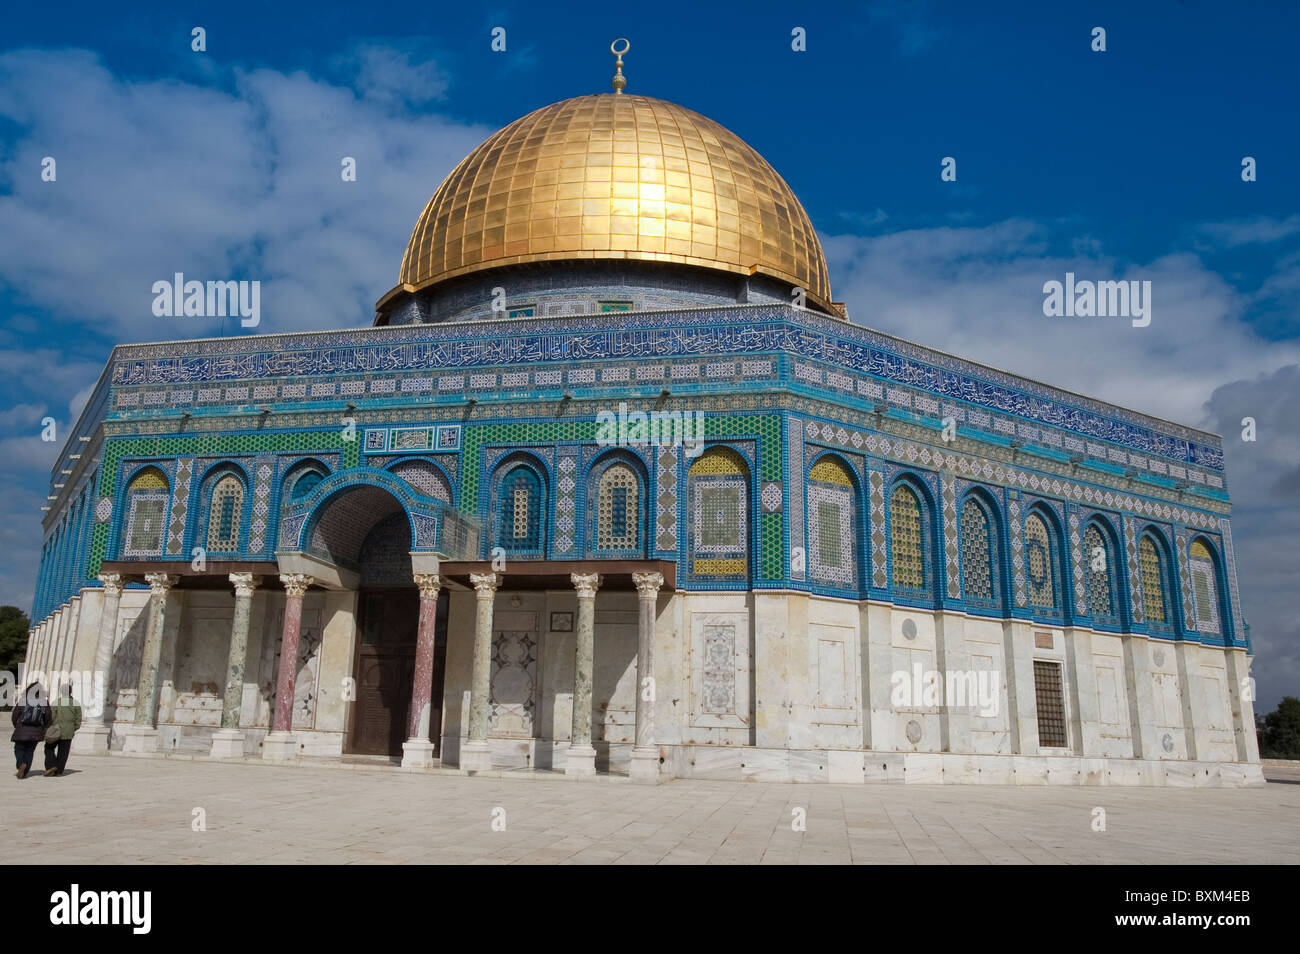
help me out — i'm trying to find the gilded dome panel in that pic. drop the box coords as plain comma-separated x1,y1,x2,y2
397,94,832,311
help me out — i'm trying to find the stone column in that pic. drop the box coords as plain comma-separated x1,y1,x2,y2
460,572,499,772
122,573,179,754
264,573,313,760
59,595,83,675
211,573,259,759
75,574,125,754
24,621,43,682
44,609,62,682
402,573,443,769
566,572,601,776
630,571,663,783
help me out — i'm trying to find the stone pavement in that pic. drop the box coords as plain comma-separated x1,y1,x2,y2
5,756,1298,864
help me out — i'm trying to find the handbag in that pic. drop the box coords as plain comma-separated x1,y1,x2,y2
44,723,61,743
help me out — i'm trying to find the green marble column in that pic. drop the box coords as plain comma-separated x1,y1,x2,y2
134,573,179,727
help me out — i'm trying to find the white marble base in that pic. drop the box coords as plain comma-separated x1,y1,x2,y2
655,744,1265,787
629,747,660,783
459,741,493,772
119,726,159,755
72,723,111,755
209,729,246,759
565,744,597,776
261,731,297,761
401,739,437,769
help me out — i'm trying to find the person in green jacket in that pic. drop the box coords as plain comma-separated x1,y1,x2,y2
43,683,81,777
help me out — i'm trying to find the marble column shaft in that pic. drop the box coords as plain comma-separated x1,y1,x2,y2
86,574,125,725
134,574,179,726
220,574,260,730
271,574,313,734
467,572,499,743
408,574,443,741
570,573,602,748
632,572,663,751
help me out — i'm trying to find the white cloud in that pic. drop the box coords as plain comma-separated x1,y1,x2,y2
1203,366,1300,711
0,48,495,341
1197,215,1300,248
823,221,1300,427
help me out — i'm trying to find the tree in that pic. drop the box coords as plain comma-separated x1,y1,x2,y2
1258,697,1300,760
0,606,31,701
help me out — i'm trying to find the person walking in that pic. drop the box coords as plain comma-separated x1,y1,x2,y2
11,682,50,779
44,683,82,777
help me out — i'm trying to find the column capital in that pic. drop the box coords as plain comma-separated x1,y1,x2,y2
631,571,664,599
144,573,180,596
414,573,443,599
97,573,125,597
229,572,260,598
570,572,602,599
279,573,314,598
469,571,500,596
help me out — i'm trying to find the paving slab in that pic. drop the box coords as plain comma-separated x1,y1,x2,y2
4,756,1297,864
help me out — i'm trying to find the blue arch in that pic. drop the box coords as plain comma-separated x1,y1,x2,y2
191,461,253,556
885,471,941,605
490,452,549,557
1137,523,1179,633
1080,513,1127,630
805,449,866,597
1023,499,1069,622
958,485,1007,613
586,447,650,557
1188,533,1233,643
288,467,445,555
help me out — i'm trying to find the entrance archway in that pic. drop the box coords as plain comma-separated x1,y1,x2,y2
303,485,448,758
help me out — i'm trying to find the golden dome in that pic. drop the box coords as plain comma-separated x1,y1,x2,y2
395,93,833,311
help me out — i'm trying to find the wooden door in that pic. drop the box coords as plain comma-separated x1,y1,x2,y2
349,589,419,757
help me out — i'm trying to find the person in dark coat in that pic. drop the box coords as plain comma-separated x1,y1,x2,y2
11,682,50,779
43,683,82,776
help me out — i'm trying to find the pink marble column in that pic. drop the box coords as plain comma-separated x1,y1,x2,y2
264,573,312,760
402,574,443,768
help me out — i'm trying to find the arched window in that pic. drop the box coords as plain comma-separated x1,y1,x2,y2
1188,539,1222,635
207,474,245,552
688,447,749,580
1138,535,1168,625
497,465,543,555
1024,512,1058,611
594,462,641,552
123,467,169,557
1082,523,1116,620
889,484,925,591
959,498,996,604
807,456,857,590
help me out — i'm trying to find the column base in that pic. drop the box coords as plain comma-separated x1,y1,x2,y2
261,731,298,761
72,723,112,756
209,729,246,759
459,741,493,772
401,739,437,770
630,746,660,784
120,726,160,755
565,744,597,776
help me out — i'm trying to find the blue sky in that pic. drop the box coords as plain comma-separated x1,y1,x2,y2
1,0,1297,708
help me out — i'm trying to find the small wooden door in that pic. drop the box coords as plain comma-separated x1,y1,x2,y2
349,589,418,757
